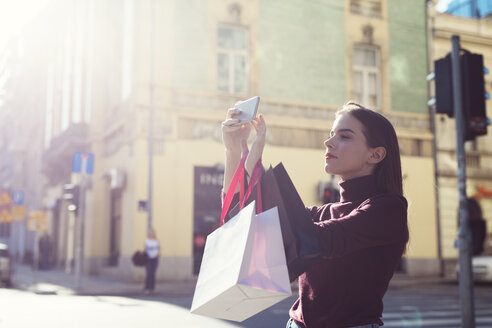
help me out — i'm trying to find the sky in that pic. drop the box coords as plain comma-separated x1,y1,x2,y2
0,0,50,50
0,0,454,51
435,0,454,12
0,0,50,108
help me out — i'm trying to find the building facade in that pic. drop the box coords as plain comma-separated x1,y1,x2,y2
0,15,54,261
1,0,440,281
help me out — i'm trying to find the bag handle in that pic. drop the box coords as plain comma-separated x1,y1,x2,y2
241,158,263,213
220,154,263,225
220,152,248,225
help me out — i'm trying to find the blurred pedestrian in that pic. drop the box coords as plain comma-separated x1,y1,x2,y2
464,197,487,256
38,233,51,270
221,101,409,328
143,229,160,294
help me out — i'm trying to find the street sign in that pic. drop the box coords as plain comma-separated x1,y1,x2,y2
0,209,11,223
27,217,36,231
72,152,95,174
11,205,26,221
0,190,12,206
11,190,24,205
0,190,12,223
27,211,48,232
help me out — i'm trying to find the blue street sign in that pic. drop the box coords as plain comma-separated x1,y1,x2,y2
11,190,24,205
72,152,95,174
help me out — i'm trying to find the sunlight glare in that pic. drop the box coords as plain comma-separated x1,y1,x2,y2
0,0,50,49
435,0,453,13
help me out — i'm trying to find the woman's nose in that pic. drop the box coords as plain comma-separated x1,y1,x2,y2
324,137,334,148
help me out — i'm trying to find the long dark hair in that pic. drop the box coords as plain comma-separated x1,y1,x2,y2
336,102,403,196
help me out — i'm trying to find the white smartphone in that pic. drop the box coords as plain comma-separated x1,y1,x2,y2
233,96,260,126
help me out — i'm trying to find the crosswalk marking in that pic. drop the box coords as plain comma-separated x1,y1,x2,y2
382,286,492,328
382,317,492,327
383,308,492,319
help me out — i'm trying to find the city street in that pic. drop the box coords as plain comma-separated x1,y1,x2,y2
0,287,238,328
1,266,492,328
2,1,492,327
234,282,492,328
381,283,492,328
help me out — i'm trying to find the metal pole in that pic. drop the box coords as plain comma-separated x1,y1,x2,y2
74,175,85,289
65,209,75,273
430,97,444,276
451,35,475,328
147,0,156,233
33,230,38,286
426,3,444,277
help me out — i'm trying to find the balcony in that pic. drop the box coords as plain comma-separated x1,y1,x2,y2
42,123,91,186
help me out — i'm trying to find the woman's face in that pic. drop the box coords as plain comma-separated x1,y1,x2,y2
324,113,377,181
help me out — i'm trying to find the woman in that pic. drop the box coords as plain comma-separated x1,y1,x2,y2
221,102,409,328
143,229,160,294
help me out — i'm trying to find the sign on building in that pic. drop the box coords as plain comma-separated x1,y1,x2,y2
72,152,95,174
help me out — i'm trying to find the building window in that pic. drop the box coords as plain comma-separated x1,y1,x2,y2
217,25,248,95
350,0,382,18
353,46,381,109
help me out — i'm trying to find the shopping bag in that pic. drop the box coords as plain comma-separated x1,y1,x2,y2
224,161,324,282
190,201,291,321
131,250,148,267
190,155,291,322
262,163,324,281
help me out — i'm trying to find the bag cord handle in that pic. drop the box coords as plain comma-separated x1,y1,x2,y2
241,159,263,213
221,152,247,225
220,153,263,225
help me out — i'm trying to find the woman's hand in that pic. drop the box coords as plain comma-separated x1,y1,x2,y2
245,114,266,176
251,114,266,139
221,108,251,154
222,107,252,193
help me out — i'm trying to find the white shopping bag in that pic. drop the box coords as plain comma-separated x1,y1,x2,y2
190,201,292,322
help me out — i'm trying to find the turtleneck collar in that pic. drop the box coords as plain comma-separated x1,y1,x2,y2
338,174,380,203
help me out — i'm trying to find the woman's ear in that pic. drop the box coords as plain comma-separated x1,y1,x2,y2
368,147,386,164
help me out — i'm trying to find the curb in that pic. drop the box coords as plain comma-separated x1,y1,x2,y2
388,276,449,290
12,265,198,298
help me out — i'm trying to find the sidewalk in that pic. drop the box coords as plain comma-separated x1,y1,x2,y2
389,272,450,289
12,263,197,297
11,263,447,297
8,264,244,328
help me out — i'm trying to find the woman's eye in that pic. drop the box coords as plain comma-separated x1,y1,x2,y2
340,135,350,139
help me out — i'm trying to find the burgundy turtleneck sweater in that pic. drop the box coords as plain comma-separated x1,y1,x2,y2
289,174,409,328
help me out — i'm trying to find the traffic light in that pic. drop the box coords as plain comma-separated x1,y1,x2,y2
318,182,339,204
434,54,454,117
462,52,488,140
318,179,340,204
433,50,490,140
323,187,339,204
63,184,79,215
